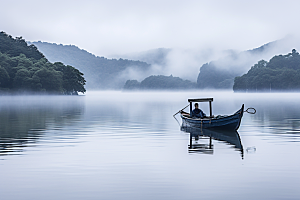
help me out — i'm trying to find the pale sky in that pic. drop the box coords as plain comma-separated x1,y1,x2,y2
1,0,299,57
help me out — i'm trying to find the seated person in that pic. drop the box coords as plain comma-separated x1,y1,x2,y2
191,103,206,118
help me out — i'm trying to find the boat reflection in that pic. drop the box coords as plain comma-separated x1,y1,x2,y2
181,126,244,158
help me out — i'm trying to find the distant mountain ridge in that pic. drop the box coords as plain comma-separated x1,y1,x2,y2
30,41,151,89
111,48,171,66
196,37,298,89
31,37,298,91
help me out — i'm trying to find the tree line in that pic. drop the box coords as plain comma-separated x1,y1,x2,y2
124,75,196,90
0,31,86,94
233,49,300,92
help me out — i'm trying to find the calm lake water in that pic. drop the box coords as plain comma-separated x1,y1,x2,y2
0,91,300,200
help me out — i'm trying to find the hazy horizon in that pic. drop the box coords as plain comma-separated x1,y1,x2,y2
2,0,300,57
3,0,300,85
31,36,300,83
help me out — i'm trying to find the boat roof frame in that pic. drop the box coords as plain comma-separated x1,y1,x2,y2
188,98,213,102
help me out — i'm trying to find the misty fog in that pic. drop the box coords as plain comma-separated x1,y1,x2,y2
116,35,300,83
3,0,300,89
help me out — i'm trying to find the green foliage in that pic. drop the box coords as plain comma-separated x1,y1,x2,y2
34,68,63,92
124,75,196,90
13,68,31,89
233,49,300,92
54,62,86,94
0,32,86,94
0,66,10,88
0,32,44,60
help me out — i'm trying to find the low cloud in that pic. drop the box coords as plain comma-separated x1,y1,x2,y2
2,0,300,56
118,35,300,84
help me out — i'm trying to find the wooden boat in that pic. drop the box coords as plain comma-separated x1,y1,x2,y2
179,98,244,131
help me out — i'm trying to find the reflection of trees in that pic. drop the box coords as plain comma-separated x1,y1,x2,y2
0,98,84,156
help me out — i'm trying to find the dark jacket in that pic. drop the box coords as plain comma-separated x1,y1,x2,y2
191,108,206,118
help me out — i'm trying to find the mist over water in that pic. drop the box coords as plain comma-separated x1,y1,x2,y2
115,35,300,84
0,91,300,200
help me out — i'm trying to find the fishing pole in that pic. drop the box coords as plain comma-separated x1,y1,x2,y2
173,104,190,117
173,104,190,126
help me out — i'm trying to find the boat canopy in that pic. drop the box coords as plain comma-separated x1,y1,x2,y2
188,98,213,102
188,98,213,117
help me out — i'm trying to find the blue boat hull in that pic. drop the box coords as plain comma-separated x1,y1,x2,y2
181,104,244,131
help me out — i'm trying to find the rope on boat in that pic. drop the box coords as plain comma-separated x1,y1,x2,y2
174,115,181,126
245,107,256,114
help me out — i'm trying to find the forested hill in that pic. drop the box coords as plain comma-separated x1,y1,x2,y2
197,38,293,89
0,33,44,60
0,32,86,94
124,75,196,90
31,42,151,89
233,49,300,92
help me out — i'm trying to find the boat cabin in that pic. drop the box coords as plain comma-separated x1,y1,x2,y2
188,98,213,118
